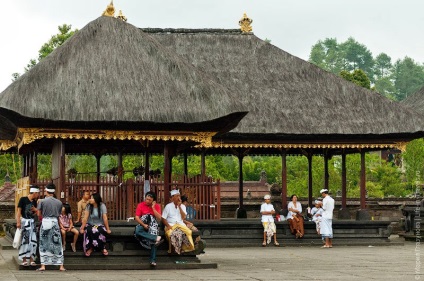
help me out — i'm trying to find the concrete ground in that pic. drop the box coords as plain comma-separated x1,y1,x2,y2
0,236,420,281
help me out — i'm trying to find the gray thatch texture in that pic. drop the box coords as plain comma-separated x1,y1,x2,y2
402,86,424,115
0,17,246,123
148,30,424,135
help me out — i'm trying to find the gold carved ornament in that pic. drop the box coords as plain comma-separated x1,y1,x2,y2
239,13,253,33
13,128,217,150
207,142,398,150
102,1,115,17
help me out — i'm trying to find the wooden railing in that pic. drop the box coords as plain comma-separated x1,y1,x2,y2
34,174,221,221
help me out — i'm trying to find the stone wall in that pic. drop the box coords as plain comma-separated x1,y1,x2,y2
0,203,14,231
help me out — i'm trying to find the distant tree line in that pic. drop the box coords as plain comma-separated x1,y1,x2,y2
309,37,424,101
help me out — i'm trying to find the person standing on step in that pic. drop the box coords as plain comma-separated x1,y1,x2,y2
320,189,335,248
74,190,90,224
260,194,279,247
37,183,66,271
134,191,163,267
16,185,40,267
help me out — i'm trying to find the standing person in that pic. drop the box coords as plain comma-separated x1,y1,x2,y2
74,191,90,224
79,193,111,256
59,203,79,252
16,185,40,266
287,194,304,238
260,194,279,247
320,189,335,248
37,183,66,271
162,190,195,254
134,191,163,267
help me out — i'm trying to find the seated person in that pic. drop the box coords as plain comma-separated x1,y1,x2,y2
181,195,196,222
287,194,304,238
59,203,79,252
311,200,324,234
162,190,195,254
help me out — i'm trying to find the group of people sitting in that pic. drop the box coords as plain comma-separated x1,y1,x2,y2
260,189,334,248
16,184,199,271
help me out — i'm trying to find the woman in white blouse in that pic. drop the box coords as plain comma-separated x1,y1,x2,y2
287,194,304,238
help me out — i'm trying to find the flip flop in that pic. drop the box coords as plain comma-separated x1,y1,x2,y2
36,268,45,272
102,249,109,256
30,261,37,266
71,243,76,252
274,241,280,247
321,245,329,248
21,261,29,267
262,242,266,247
60,268,67,271
150,262,157,267
155,239,165,247
85,249,92,257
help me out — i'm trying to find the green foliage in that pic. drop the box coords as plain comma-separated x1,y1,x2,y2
309,37,424,101
403,139,424,186
340,69,371,89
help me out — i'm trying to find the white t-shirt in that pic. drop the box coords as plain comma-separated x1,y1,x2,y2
311,207,324,222
322,195,335,219
287,201,302,220
260,203,275,222
162,202,187,226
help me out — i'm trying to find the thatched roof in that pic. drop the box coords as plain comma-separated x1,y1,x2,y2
402,85,424,115
0,17,246,128
147,29,424,140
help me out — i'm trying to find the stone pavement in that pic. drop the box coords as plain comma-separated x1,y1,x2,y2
0,236,421,281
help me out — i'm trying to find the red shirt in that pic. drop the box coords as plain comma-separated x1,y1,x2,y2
135,201,161,217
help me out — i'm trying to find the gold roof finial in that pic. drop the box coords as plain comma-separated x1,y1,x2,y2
102,0,115,17
239,12,253,33
116,10,127,22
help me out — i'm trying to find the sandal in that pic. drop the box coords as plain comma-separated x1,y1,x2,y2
22,261,29,267
150,262,157,267
262,242,266,247
60,268,67,271
36,268,45,272
30,261,37,266
71,243,76,252
274,241,280,247
155,239,165,247
102,249,109,256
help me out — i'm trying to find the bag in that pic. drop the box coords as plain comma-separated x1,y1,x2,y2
12,228,22,249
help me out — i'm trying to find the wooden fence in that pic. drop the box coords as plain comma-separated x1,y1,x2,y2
32,173,221,221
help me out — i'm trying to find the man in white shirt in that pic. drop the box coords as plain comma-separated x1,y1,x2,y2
162,190,195,254
320,189,335,248
260,194,279,246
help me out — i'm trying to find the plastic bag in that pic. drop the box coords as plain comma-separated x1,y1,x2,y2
12,228,22,248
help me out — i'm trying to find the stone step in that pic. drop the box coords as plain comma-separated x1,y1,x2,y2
0,236,13,250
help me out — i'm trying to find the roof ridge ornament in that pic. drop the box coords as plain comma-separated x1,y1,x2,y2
239,12,253,34
102,1,115,17
116,10,127,22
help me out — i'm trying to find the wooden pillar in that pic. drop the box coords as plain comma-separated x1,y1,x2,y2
235,149,247,218
52,140,66,200
32,152,38,183
21,154,26,178
281,150,288,210
341,152,347,208
183,152,188,176
117,152,123,183
95,154,101,189
324,151,329,191
163,142,175,204
356,150,370,220
307,153,313,207
201,149,206,177
144,148,150,180
360,150,366,209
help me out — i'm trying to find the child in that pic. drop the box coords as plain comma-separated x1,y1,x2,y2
59,203,79,252
311,200,324,234
260,194,279,246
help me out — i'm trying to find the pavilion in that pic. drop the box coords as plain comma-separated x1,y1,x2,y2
1,6,424,222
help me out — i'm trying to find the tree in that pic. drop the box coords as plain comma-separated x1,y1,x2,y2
374,53,392,79
340,69,371,89
309,38,343,74
339,37,374,81
392,57,424,100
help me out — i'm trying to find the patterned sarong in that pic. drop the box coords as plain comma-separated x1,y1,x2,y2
134,214,159,250
83,224,108,254
18,218,37,261
165,224,195,254
39,218,63,265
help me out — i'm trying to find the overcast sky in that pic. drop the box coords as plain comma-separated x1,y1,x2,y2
1,0,423,92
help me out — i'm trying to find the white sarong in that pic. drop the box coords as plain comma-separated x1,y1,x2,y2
320,217,333,238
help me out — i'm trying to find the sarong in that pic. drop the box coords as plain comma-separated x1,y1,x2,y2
165,224,195,254
320,217,333,238
18,218,37,261
288,214,305,237
39,218,63,265
83,224,108,254
262,222,276,244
